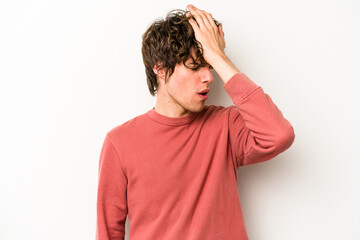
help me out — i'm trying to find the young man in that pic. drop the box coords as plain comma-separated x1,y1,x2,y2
96,4,295,240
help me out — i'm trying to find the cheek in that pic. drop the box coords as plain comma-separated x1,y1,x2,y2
168,83,186,99
172,81,190,94
168,78,195,100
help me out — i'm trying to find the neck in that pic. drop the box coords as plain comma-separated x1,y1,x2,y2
154,100,192,118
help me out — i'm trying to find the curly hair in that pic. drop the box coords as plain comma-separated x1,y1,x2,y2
141,8,222,96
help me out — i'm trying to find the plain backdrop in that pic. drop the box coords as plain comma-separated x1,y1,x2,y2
1,0,359,239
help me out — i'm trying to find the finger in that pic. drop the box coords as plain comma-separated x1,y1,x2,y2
203,11,218,30
189,7,205,28
220,24,225,46
198,10,212,27
219,24,226,49
187,5,206,29
219,24,225,38
186,11,199,29
191,6,218,33
187,15,200,30
190,6,215,29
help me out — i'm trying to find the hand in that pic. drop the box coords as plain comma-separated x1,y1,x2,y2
186,4,226,65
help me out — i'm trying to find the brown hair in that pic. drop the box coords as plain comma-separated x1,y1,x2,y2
141,8,221,96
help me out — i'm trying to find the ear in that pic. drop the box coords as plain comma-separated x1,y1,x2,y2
153,63,165,79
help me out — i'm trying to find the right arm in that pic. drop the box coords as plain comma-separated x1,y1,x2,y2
96,135,128,240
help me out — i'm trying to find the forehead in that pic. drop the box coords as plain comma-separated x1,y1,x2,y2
185,49,202,64
189,48,200,61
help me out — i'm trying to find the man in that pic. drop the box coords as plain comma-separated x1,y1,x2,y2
96,4,295,240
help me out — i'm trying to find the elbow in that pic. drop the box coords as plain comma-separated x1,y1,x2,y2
241,125,295,166
275,125,295,152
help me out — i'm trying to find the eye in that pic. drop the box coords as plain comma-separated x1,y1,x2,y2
188,63,199,71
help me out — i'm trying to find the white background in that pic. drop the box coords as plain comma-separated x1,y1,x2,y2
1,0,359,239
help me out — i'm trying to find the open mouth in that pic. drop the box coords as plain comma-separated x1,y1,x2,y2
198,92,208,100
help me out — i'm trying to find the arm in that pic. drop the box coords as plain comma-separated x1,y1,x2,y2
96,135,128,239
224,72,295,168
186,5,295,167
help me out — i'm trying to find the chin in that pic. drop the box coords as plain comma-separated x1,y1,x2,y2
191,104,205,113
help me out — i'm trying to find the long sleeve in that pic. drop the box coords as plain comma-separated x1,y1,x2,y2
224,72,295,168
96,134,128,240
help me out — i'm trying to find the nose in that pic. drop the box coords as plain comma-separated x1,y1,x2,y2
201,67,214,83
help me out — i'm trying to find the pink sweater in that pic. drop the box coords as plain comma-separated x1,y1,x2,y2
96,72,295,240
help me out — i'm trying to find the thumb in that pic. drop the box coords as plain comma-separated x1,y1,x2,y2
219,24,224,36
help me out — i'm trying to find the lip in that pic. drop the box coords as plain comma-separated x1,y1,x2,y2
198,92,208,100
198,88,210,94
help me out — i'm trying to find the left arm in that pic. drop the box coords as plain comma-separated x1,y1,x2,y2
224,72,295,167
187,4,295,168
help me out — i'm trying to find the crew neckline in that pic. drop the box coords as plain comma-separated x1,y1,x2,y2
147,107,199,126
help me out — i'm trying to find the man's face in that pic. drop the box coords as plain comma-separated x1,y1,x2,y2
157,56,214,114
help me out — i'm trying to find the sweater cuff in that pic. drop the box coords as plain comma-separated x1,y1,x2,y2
223,72,260,105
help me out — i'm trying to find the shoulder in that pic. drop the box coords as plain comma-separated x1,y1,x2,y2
200,104,236,122
204,104,235,115
105,111,148,141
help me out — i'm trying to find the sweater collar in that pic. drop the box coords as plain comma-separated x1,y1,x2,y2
147,107,199,126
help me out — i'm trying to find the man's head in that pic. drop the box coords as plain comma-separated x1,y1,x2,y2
141,8,221,114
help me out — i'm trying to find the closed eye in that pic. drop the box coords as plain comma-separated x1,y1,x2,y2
188,62,212,70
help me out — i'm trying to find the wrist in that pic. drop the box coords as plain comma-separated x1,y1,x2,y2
207,51,227,66
209,53,241,84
